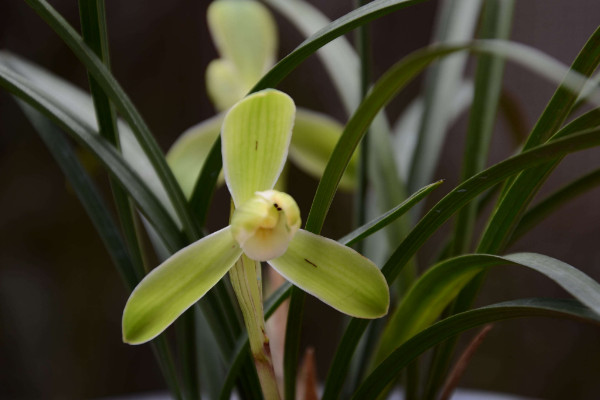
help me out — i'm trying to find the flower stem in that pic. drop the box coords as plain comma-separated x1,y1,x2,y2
229,254,281,400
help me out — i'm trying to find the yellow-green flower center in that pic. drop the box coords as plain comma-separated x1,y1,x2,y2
231,190,301,261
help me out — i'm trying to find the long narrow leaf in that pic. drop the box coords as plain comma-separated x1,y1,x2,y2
0,64,185,252
511,167,600,242
306,40,600,237
19,103,185,400
0,51,180,227
376,252,600,364
339,180,443,246
353,298,600,399
477,107,600,255
477,27,600,256
20,103,137,289
426,4,515,395
314,39,600,399
24,0,201,240
407,0,482,194
263,0,361,113
322,125,600,399
452,0,514,254
393,81,473,181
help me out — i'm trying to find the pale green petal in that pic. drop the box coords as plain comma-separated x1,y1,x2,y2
268,229,389,318
290,109,357,190
207,0,277,89
206,60,249,111
222,89,295,206
122,227,242,344
166,114,224,198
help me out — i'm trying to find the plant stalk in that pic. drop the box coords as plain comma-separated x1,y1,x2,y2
229,254,281,400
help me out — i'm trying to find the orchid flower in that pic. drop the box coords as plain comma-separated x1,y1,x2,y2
167,0,357,201
122,89,389,345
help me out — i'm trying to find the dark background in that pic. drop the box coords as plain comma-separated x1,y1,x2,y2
1,0,599,399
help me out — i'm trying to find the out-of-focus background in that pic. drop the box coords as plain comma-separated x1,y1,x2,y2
1,1,599,399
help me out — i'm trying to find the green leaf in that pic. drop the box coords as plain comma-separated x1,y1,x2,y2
0,51,180,226
452,0,514,255
477,108,600,255
322,125,600,400
301,38,600,399
0,62,185,252
20,102,138,289
512,166,600,242
263,0,361,113
407,0,483,194
353,298,600,399
24,0,200,240
77,0,150,286
166,114,224,199
268,230,389,319
222,89,295,206
376,252,600,364
393,81,473,181
207,0,277,111
306,40,600,239
477,27,600,256
189,135,224,228
254,0,427,93
339,180,443,246
290,109,357,189
123,227,243,344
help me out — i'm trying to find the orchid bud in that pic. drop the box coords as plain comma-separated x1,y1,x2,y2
231,190,301,261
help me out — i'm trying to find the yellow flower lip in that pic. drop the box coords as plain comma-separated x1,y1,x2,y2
231,190,301,261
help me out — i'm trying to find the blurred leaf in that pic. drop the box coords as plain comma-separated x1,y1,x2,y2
20,102,138,289
21,102,185,400
575,71,600,109
254,0,428,92
453,0,514,254
0,51,180,226
0,62,186,251
263,0,360,112
512,166,600,242
306,39,600,238
376,252,600,364
339,180,443,246
393,81,473,181
407,0,483,194
24,0,201,239
499,89,530,146
477,107,600,255
322,124,600,400
477,27,600,255
354,298,600,399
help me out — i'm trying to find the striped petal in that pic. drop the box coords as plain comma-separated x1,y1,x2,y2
222,89,295,206
268,230,389,319
123,227,243,344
